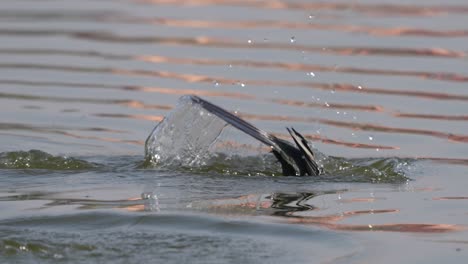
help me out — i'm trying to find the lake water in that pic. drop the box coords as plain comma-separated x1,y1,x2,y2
1,0,468,263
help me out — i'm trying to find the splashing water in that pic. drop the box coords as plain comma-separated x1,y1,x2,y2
0,150,97,170
144,96,279,175
143,96,410,182
141,191,160,211
144,96,227,168
320,156,411,183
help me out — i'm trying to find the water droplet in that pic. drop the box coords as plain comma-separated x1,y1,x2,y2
376,148,380,152
330,89,335,94
308,14,315,19
325,102,330,107
141,191,160,211
307,72,315,77
213,81,219,87
336,111,340,114
368,224,373,229
154,154,161,161
247,39,252,44
240,83,245,87
290,36,296,43
228,64,232,68
357,85,363,89
369,136,373,141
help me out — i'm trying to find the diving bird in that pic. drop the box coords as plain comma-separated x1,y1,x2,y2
189,95,321,176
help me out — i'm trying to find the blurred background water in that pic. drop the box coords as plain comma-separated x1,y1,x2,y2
1,0,468,263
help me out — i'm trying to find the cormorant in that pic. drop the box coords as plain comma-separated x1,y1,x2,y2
189,95,321,176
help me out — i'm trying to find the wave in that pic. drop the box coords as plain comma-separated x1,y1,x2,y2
0,150,97,170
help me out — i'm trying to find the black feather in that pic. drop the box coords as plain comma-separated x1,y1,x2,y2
189,95,321,176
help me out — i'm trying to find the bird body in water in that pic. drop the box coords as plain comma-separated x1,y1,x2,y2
189,95,321,176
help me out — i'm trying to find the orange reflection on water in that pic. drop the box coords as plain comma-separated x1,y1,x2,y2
11,7,468,38
306,82,468,101
139,55,468,83
0,122,133,142
2,76,467,146
3,56,468,101
287,209,398,224
425,157,468,166
0,90,174,110
68,31,467,60
167,192,464,234
120,100,173,110
326,223,462,233
239,112,468,143
125,86,255,100
93,113,164,122
1,30,466,59
140,17,468,38
61,131,144,145
342,209,399,216
122,204,145,212
433,197,468,200
137,0,468,17
1,71,383,113
394,112,468,121
6,77,466,117
274,133,398,150
271,98,383,112
286,211,460,233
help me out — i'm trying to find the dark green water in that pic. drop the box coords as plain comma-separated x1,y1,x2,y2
0,149,466,263
1,0,468,263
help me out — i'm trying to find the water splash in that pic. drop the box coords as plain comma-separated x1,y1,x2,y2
143,96,410,182
320,156,411,183
141,191,160,211
0,150,97,170
144,95,227,168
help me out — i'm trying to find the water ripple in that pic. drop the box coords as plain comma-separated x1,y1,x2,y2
1,30,465,59
136,0,468,17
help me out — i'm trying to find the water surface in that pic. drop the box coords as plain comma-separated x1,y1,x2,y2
1,0,468,263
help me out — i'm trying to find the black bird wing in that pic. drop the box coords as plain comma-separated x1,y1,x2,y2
287,127,320,176
189,95,320,176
